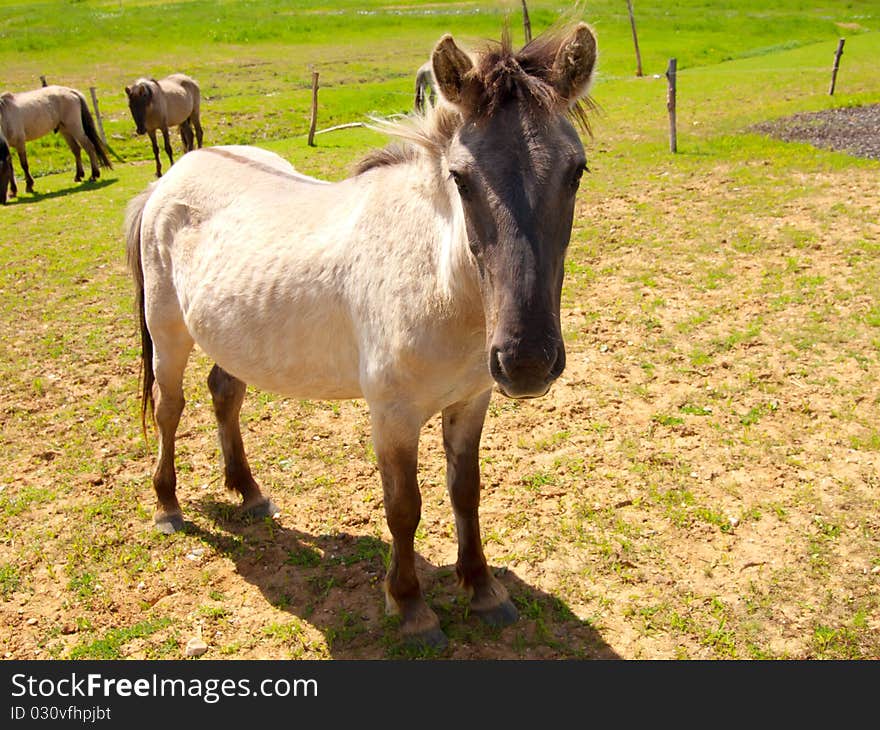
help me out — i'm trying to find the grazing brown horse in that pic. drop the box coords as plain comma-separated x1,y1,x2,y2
0,85,112,194
125,23,597,648
125,73,203,177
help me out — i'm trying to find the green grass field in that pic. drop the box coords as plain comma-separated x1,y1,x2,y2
1,1,879,661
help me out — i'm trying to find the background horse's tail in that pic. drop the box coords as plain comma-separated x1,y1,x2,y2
77,93,112,169
125,185,156,437
0,136,11,205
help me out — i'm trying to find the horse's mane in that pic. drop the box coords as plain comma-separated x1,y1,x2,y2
354,23,594,177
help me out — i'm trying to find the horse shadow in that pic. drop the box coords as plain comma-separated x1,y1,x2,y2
187,496,620,659
4,177,116,205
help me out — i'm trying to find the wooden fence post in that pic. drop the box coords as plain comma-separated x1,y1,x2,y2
665,58,677,153
521,0,532,44
89,87,107,145
40,75,48,87
307,70,319,147
829,38,845,95
626,0,643,77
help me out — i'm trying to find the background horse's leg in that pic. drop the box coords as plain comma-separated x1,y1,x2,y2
179,121,194,153
160,126,175,169
60,132,85,182
207,365,276,519
442,391,518,627
149,328,194,533
14,142,34,193
192,114,203,148
148,130,162,177
74,132,102,182
371,406,446,648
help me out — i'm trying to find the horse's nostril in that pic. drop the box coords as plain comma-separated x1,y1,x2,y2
489,346,505,381
549,344,566,380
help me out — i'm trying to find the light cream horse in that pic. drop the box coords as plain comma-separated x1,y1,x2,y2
0,85,112,194
125,23,597,648
125,73,203,177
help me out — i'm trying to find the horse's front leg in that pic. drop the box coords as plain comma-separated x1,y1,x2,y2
207,365,276,519
372,405,446,649
160,126,175,168
442,390,518,627
148,130,162,177
15,143,34,193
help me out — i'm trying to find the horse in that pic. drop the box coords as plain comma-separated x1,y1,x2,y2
124,22,597,648
0,132,14,204
414,59,436,113
125,73,203,178
0,85,112,194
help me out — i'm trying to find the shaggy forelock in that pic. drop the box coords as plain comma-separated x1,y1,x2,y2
354,23,594,176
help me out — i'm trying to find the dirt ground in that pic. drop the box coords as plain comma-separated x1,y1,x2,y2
752,103,880,161
1,108,879,660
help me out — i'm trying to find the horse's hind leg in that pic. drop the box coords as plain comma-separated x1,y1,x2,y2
75,132,101,181
179,122,194,153
150,328,194,533
371,404,446,649
442,390,518,627
192,114,203,148
207,365,276,519
61,132,85,182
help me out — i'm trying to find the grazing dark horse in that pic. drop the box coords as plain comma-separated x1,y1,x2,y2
0,133,14,204
125,23,597,648
414,60,436,113
125,73,203,177
0,85,112,194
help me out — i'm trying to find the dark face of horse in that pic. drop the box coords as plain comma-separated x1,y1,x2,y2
125,83,151,135
449,108,585,398
433,25,597,399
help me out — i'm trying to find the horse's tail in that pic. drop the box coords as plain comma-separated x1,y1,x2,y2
125,185,157,438
77,93,112,169
0,136,10,205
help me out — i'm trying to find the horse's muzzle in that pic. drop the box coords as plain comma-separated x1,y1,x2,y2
489,342,566,399
136,126,147,135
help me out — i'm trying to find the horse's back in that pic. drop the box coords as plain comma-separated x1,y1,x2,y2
160,74,200,123
3,85,81,141
139,145,363,397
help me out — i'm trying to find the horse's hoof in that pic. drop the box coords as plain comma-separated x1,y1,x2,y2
404,626,448,652
472,598,519,628
155,513,185,534
242,498,278,520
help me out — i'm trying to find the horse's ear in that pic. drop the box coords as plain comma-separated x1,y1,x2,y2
125,86,131,97
431,34,474,108
550,22,598,105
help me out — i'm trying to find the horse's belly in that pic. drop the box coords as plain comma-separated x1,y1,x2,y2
186,309,362,400
24,117,57,141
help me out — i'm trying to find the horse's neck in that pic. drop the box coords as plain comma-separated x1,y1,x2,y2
397,157,480,317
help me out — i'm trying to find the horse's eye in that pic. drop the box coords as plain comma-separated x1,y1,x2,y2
450,170,470,198
570,163,588,191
